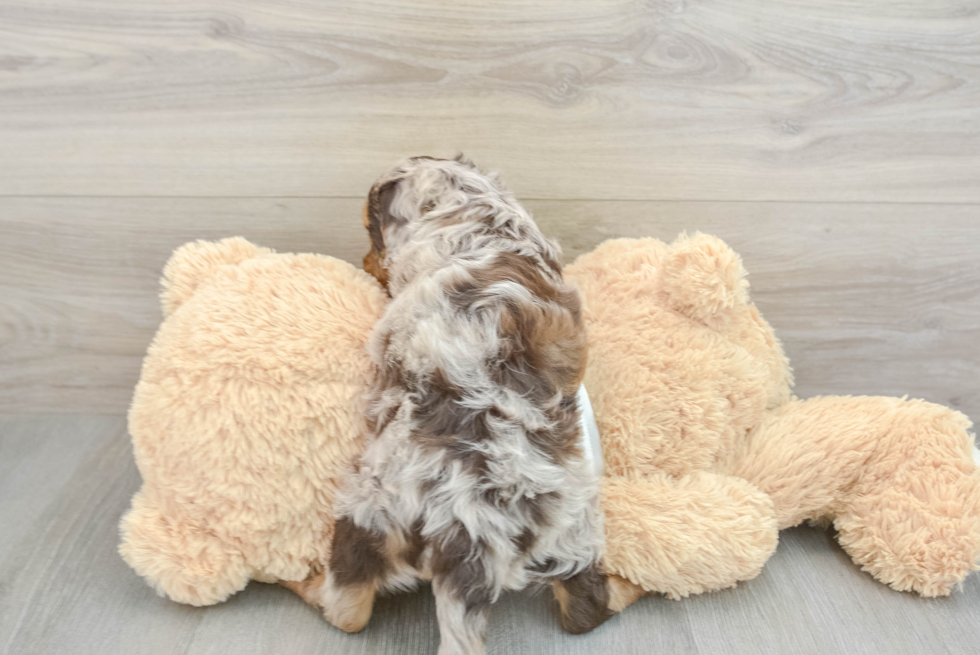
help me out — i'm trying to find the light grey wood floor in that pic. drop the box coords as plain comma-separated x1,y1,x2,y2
2,1,979,653
1,415,978,655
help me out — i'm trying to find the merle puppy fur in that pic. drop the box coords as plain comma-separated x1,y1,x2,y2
284,156,613,654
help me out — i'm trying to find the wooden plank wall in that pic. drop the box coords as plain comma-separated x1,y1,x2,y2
1,1,978,419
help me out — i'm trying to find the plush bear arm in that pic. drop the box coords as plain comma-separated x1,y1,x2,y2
601,471,778,601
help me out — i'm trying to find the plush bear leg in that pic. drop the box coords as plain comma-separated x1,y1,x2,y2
118,488,250,606
834,465,980,596
735,396,980,596
833,405,980,597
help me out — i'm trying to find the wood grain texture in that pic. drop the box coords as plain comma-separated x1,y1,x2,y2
2,197,978,421
1,1,979,200
1,415,978,655
3,2,978,651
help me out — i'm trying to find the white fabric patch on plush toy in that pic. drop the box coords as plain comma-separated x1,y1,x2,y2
577,384,604,477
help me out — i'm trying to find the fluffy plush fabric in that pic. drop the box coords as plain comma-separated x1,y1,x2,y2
119,238,386,605
120,233,980,611
567,234,980,599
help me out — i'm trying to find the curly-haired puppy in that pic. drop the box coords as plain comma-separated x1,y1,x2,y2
285,156,613,654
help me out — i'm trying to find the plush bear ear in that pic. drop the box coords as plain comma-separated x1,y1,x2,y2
160,237,271,317
661,233,749,327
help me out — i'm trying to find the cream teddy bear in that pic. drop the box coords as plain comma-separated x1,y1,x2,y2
120,238,386,605
120,234,980,613
569,234,980,600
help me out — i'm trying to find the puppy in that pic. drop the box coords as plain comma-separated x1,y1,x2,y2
286,156,615,654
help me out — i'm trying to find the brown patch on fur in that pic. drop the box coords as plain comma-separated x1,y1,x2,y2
541,249,563,275
530,557,559,575
488,251,561,302
428,366,464,398
325,517,386,632
517,490,560,527
330,516,389,586
440,251,588,469
403,519,427,571
375,333,413,393
553,563,614,635
476,252,588,397
363,179,403,289
411,368,498,476
525,397,584,466
416,412,492,475
431,524,492,611
445,252,587,397
512,527,536,554
362,199,388,286
363,248,388,288
492,342,554,407
522,290,587,396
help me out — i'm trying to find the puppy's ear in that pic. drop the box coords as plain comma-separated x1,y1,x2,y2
364,178,407,289
366,179,401,253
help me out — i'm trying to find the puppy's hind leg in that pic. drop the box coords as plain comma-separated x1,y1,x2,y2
552,562,615,635
279,570,326,608
432,574,492,655
279,566,374,634
430,530,494,655
318,515,389,633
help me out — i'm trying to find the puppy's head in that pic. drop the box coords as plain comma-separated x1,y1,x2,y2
362,155,498,289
